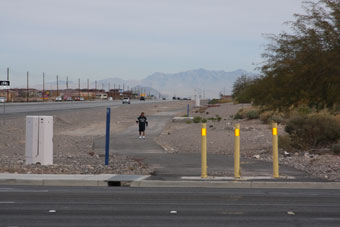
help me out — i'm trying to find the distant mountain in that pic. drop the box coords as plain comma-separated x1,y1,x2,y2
30,68,257,98
140,69,257,98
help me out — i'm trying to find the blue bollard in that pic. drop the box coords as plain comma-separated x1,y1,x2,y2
187,104,189,117
105,108,111,165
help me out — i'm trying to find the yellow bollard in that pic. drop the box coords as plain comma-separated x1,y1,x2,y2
201,123,208,178
234,124,241,178
272,123,279,178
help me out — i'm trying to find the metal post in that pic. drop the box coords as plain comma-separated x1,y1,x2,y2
95,80,97,99
87,79,89,99
201,123,207,178
6,67,9,102
272,123,279,178
43,72,45,101
27,71,29,102
234,123,240,178
56,75,59,97
78,78,80,98
105,108,111,165
187,104,189,117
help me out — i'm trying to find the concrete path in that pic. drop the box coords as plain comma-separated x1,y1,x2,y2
93,110,316,181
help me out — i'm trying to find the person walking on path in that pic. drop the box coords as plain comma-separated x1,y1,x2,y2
136,112,148,139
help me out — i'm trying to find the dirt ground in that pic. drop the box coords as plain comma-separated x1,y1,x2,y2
0,101,191,174
155,103,340,181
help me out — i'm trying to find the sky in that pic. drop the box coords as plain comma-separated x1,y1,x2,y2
0,0,311,87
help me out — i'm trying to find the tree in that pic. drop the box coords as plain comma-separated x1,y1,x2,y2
232,74,255,103
253,0,340,110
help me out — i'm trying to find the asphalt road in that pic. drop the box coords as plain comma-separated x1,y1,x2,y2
0,99,164,117
0,185,339,227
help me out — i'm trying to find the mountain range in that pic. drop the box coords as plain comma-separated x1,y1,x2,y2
32,69,257,98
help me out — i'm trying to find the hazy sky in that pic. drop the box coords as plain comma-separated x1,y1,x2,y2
0,0,311,86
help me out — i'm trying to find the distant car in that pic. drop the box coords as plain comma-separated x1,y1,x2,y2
162,98,166,100
177,97,181,100
55,96,62,102
172,97,176,100
79,97,84,101
0,97,6,103
140,96,145,101
122,97,130,104
66,97,73,101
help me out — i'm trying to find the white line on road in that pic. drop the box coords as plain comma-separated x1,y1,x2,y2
0,201,15,204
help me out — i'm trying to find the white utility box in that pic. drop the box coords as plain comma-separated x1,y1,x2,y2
195,95,200,107
25,116,53,165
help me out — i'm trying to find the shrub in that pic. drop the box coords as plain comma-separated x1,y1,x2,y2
297,106,314,115
285,114,340,149
332,144,340,154
185,120,192,124
216,115,222,122
193,116,201,123
208,98,232,104
201,118,207,123
246,110,260,119
234,113,243,120
193,116,202,123
259,111,273,123
260,111,284,124
271,115,284,124
278,135,295,153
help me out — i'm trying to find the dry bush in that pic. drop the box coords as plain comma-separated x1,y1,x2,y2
285,114,340,149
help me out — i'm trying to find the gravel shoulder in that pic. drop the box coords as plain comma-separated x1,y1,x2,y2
0,101,191,175
155,103,340,181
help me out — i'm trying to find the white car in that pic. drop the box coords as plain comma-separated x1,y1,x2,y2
0,97,6,103
55,96,62,102
122,97,130,104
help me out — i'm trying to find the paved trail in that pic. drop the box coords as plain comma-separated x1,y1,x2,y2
93,110,313,180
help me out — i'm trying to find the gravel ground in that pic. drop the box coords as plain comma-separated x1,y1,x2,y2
0,100,190,175
156,103,340,181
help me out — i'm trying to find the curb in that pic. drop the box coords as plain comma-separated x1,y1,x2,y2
0,179,108,187
0,174,149,187
130,180,340,189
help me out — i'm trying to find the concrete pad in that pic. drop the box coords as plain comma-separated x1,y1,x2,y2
181,176,296,181
131,180,340,189
130,180,252,188
107,175,150,182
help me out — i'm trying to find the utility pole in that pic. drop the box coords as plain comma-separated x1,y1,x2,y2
43,72,45,102
87,78,89,99
78,78,80,98
27,71,29,102
56,75,59,97
108,83,110,91
66,76,69,89
95,80,97,98
102,83,104,91
6,67,9,102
